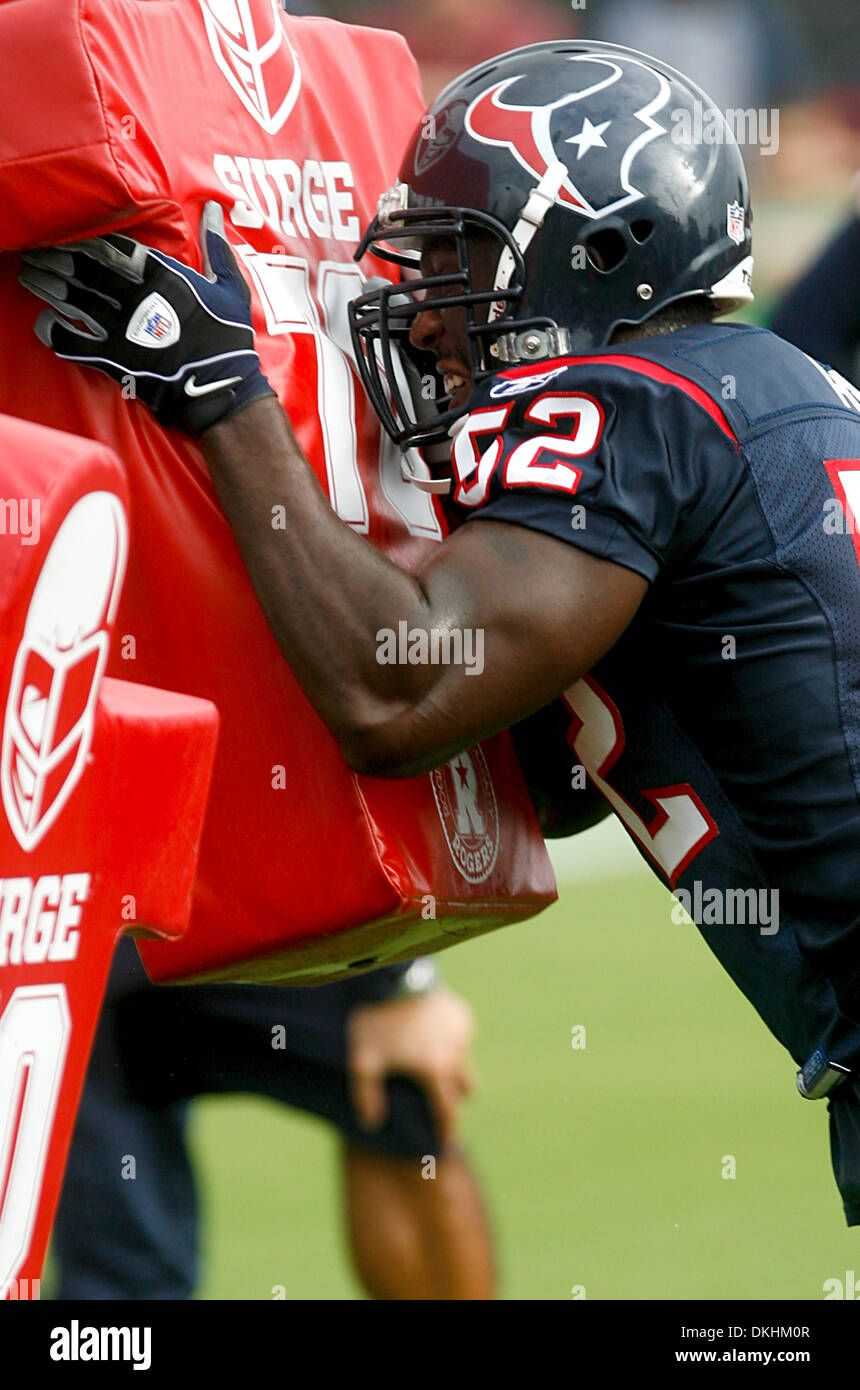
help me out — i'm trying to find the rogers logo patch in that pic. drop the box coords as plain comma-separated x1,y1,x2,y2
430,746,500,884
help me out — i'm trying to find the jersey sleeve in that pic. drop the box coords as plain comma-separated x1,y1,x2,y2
452,358,738,582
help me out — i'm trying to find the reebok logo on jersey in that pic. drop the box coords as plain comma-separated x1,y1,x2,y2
490,365,567,399
126,294,180,349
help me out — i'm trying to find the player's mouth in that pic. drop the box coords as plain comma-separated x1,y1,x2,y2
439,360,473,409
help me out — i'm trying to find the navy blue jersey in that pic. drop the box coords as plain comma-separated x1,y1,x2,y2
456,323,860,1082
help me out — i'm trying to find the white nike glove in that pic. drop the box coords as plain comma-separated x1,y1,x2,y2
19,202,276,435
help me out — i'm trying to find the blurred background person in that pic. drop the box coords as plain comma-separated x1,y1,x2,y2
584,0,806,115
51,940,495,1300
771,180,860,384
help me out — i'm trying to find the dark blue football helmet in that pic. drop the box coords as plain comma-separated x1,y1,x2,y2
349,40,753,456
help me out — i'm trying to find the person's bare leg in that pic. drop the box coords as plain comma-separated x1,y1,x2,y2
341,1142,496,1300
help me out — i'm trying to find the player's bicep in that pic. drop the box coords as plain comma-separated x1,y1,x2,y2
370,519,647,776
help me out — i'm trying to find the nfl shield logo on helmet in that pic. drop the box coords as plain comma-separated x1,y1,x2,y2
198,0,301,135
1,493,127,852
727,201,745,245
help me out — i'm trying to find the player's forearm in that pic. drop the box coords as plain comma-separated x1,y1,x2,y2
202,397,460,770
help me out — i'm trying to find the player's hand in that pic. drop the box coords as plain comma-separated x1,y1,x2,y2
347,987,478,1149
18,201,275,435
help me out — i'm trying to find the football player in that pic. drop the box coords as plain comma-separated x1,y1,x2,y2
20,39,860,1227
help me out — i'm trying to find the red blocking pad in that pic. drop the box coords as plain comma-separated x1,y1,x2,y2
141,733,556,985
0,413,217,1298
0,0,557,987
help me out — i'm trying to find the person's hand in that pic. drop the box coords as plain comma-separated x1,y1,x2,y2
18,201,275,435
347,987,478,1149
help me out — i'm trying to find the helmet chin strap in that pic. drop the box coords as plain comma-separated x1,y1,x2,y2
488,160,568,323
401,448,453,494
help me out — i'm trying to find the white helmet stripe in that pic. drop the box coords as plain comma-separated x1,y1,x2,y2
489,160,568,322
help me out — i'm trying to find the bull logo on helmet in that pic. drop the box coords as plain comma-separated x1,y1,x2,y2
199,0,301,135
1,492,127,853
465,54,671,221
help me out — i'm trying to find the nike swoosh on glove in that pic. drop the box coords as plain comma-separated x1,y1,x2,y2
18,202,276,435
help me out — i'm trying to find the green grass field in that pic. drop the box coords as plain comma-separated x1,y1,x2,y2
187,847,859,1301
